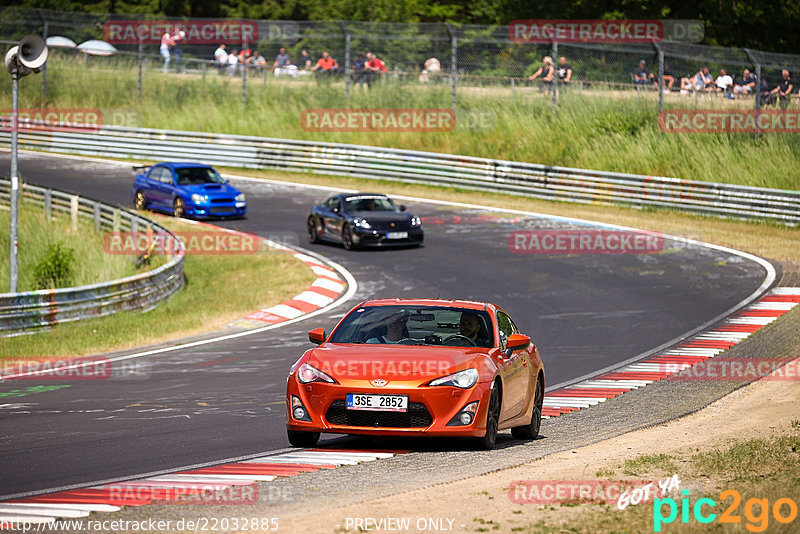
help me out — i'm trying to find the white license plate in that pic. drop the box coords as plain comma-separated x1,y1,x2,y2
346,394,408,412
386,231,408,239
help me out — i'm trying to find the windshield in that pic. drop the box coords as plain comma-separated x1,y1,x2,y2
344,195,397,213
329,305,494,348
175,167,226,186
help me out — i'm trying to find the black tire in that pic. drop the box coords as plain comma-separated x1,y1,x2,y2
134,190,147,211
476,384,500,450
287,429,320,448
341,223,357,250
173,197,185,218
512,376,543,440
307,217,320,244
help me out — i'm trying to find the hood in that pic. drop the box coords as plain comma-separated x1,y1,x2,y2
349,211,410,223
181,183,241,196
306,343,483,382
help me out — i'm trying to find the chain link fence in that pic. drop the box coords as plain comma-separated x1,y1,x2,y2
1,7,799,133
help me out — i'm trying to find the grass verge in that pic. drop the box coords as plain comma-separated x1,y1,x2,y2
517,422,800,533
0,203,145,293
0,215,316,360
2,56,799,189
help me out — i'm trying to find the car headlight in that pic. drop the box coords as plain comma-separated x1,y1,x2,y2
410,216,421,227
429,368,479,389
297,363,335,384
352,217,371,229
191,194,208,203
235,193,246,202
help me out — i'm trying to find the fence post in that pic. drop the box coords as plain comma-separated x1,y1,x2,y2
654,42,664,133
242,36,248,104
552,40,558,115
44,189,51,220
445,23,457,112
341,21,351,106
93,202,101,231
202,61,206,82
70,195,78,232
137,32,143,103
744,49,761,140
38,9,48,103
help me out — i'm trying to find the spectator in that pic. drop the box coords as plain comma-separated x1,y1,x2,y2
171,26,185,73
680,66,714,94
248,51,267,71
556,56,573,85
272,47,290,76
311,51,339,82
528,56,554,92
661,63,676,91
282,59,299,78
227,49,239,76
733,68,757,97
419,57,441,84
768,69,794,109
213,43,227,75
714,68,734,95
299,50,312,71
353,52,368,87
160,28,173,72
633,60,654,87
364,52,388,87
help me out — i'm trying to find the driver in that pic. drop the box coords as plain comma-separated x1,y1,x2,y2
367,311,409,344
459,312,485,345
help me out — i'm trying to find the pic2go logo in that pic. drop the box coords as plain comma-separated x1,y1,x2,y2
654,489,798,532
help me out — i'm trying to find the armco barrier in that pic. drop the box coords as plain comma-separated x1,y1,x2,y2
0,179,185,335
1,123,799,224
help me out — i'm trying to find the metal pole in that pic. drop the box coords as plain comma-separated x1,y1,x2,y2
341,22,351,106
39,9,48,103
745,49,761,140
552,40,558,115
445,23,457,112
9,69,19,292
655,43,664,116
242,36,248,104
137,35,143,102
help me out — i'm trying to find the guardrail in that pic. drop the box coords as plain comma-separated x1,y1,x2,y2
0,179,185,335
1,123,799,224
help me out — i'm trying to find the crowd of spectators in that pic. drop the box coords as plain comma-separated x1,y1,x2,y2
630,59,795,108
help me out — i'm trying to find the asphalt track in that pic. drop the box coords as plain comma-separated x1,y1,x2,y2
0,152,769,499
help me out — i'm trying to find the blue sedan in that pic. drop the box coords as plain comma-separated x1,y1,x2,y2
132,162,246,219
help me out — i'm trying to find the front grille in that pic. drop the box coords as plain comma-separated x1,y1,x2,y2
211,198,234,204
209,207,236,214
371,221,410,232
325,400,433,428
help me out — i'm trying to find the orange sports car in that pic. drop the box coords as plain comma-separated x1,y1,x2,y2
286,298,545,450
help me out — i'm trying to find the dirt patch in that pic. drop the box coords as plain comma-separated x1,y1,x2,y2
280,362,800,533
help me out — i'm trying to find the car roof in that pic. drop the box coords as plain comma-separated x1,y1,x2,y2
154,162,214,170
359,298,495,312
339,192,390,199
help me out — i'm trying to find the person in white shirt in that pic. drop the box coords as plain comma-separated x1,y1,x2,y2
715,68,734,94
227,50,239,76
160,30,173,72
213,44,227,74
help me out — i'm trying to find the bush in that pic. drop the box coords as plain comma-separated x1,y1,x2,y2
33,242,76,290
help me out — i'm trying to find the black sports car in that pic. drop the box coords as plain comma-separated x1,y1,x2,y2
307,193,424,249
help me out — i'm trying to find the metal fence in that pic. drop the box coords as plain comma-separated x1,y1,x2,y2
2,123,798,225
1,7,798,118
0,179,185,334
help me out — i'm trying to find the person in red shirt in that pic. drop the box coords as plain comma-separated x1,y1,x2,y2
311,51,339,82
364,52,388,87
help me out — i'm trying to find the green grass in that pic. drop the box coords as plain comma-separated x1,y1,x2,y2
2,56,799,190
0,203,145,293
0,216,316,359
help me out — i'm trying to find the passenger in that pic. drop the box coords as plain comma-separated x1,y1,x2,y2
367,311,409,344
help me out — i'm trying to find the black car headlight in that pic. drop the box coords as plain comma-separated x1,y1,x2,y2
429,368,479,389
410,216,422,227
352,217,371,229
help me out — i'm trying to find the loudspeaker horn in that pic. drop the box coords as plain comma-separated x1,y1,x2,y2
18,34,48,71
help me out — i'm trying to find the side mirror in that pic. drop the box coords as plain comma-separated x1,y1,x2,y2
399,204,407,211
506,334,531,353
308,328,325,344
